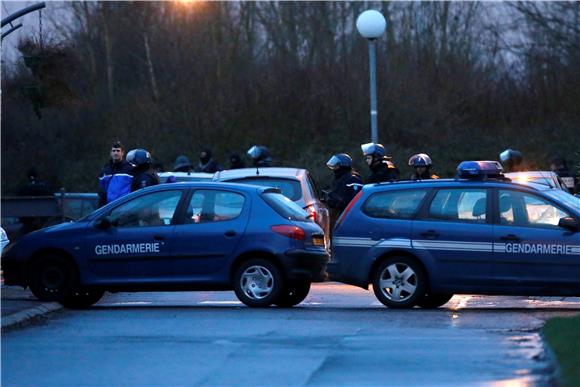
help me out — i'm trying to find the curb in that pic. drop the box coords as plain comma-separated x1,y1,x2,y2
1,302,63,329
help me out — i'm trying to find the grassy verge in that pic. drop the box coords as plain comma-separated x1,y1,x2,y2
543,314,580,387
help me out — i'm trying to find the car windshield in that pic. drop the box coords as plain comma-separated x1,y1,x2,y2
527,177,553,187
261,192,308,221
507,172,556,188
544,190,580,211
230,178,302,201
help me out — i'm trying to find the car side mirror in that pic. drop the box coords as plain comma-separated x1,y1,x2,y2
95,217,113,230
558,217,579,232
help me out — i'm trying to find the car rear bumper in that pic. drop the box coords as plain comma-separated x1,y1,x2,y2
279,248,329,282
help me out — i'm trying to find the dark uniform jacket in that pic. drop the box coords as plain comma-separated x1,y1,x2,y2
326,170,364,212
410,170,439,180
98,160,134,207
131,166,160,192
367,159,399,184
194,159,223,173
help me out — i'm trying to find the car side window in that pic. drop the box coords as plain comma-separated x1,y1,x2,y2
429,189,487,223
109,191,182,228
362,189,428,219
499,190,570,228
185,190,245,224
306,173,320,200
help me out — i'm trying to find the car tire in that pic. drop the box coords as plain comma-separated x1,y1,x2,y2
275,281,311,308
28,255,77,302
417,294,453,309
60,290,105,309
372,256,426,309
234,259,284,308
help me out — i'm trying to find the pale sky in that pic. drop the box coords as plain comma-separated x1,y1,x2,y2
1,0,67,68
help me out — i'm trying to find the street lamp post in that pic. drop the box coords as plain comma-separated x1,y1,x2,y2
356,10,387,144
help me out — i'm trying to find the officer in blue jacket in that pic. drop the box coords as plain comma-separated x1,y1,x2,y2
98,141,134,207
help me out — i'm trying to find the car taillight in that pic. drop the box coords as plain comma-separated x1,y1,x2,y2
304,205,317,223
334,191,363,230
271,225,306,240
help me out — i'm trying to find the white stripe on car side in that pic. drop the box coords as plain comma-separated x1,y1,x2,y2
333,238,580,255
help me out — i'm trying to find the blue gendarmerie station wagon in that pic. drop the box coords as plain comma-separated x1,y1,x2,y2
2,182,329,308
329,161,580,309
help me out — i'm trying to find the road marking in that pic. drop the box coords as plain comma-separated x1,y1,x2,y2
199,301,242,305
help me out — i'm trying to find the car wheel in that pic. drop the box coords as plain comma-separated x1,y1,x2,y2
417,294,453,309
28,255,77,302
275,281,311,308
234,259,284,307
372,256,425,309
60,290,105,309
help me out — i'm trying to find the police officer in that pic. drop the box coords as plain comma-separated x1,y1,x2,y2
550,157,578,194
127,148,159,191
247,145,272,167
324,154,363,212
361,142,399,183
194,147,223,173
228,152,246,169
98,141,134,207
499,149,524,172
173,155,193,173
19,168,52,196
408,153,439,180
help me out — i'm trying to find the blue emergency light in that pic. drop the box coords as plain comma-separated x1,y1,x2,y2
457,161,504,179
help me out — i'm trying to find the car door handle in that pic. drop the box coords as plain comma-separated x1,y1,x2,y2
153,235,166,241
224,230,237,237
420,230,439,239
500,234,521,242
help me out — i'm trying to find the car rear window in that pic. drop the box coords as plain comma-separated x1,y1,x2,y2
362,189,428,219
230,178,302,201
262,192,308,221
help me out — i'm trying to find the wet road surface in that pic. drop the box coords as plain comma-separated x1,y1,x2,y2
2,283,579,386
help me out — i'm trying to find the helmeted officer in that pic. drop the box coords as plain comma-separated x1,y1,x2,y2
194,147,223,173
173,155,193,173
127,148,160,191
361,142,399,183
247,145,272,167
499,149,524,172
228,152,246,169
324,154,363,212
408,153,439,180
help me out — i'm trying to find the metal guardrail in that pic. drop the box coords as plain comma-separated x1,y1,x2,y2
1,191,99,220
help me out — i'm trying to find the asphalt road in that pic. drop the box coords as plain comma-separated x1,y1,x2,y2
2,283,580,386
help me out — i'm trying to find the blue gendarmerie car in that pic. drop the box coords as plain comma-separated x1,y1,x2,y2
2,182,329,308
329,161,580,309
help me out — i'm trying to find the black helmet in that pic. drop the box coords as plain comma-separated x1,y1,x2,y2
361,142,387,158
408,153,432,167
247,145,272,166
499,149,523,167
173,155,192,172
326,154,353,170
126,148,151,167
